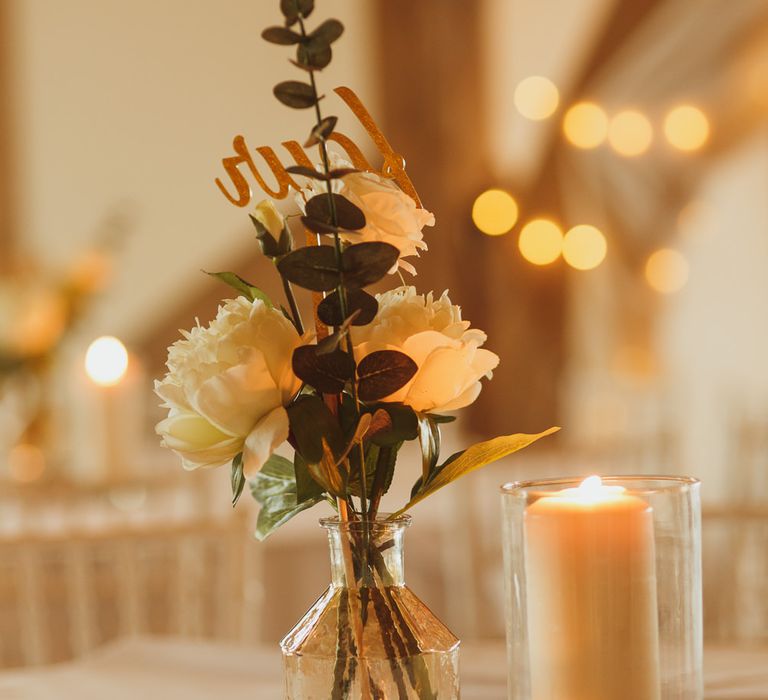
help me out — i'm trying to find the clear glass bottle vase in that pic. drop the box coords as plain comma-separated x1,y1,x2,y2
281,515,459,699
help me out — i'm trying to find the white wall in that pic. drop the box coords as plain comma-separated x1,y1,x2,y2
8,0,376,344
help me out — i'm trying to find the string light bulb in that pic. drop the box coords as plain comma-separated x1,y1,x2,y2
514,76,560,121
472,189,518,236
518,219,563,265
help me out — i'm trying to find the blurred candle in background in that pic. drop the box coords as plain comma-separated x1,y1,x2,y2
72,336,144,482
525,476,660,700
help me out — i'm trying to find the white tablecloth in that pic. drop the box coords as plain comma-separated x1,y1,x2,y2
0,637,766,699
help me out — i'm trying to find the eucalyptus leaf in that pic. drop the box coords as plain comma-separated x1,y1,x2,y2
292,345,355,394
280,0,314,22
304,116,338,147
394,427,560,517
297,39,332,70
328,168,360,178
305,193,365,232
250,454,322,540
231,453,245,507
310,19,344,44
317,288,377,327
342,242,399,288
277,245,340,291
273,80,316,109
285,165,329,180
205,271,272,306
261,26,302,45
357,350,417,403
300,216,341,235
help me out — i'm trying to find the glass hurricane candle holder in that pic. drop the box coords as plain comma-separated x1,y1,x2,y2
501,475,702,700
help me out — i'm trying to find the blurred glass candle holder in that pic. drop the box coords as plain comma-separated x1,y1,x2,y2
501,475,702,700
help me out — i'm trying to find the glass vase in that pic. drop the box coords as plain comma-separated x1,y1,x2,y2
501,475,703,700
281,514,459,699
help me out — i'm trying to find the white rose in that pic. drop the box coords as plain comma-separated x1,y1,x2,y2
352,286,499,413
298,153,435,275
252,199,284,238
155,297,302,476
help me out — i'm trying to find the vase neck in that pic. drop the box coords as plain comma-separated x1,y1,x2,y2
323,516,409,588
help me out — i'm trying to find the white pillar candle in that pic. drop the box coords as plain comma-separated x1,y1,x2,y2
525,476,660,700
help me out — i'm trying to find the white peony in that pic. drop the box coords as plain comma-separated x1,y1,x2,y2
352,286,499,413
155,297,302,476
297,153,435,275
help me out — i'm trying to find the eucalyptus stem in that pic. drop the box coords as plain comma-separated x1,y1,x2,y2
297,15,368,518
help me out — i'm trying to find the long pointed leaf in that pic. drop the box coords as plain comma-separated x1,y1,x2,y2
393,427,560,517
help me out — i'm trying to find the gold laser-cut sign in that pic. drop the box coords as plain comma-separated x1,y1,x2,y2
214,86,421,208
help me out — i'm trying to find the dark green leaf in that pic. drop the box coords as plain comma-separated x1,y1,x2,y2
273,80,316,109
310,19,344,44
304,116,338,147
368,403,419,447
288,396,340,461
418,414,441,484
292,345,355,394
277,245,340,291
205,271,272,306
294,452,326,502
342,242,399,288
357,350,417,403
231,453,245,507
425,413,457,424
297,39,332,70
250,454,321,540
248,214,280,257
305,193,365,232
317,288,378,327
261,26,302,44
394,428,561,517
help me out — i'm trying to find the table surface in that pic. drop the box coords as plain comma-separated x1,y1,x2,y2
0,637,766,699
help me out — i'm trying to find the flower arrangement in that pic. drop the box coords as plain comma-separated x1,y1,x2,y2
156,0,557,695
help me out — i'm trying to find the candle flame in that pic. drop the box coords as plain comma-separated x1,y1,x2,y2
575,475,626,501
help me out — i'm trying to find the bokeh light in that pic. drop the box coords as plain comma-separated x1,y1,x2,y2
663,105,710,152
608,110,653,157
85,336,129,386
472,189,519,236
645,248,689,293
518,219,563,265
8,443,46,482
563,102,609,149
513,76,560,121
562,225,607,270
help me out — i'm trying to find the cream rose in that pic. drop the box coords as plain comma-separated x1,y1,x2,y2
352,286,499,413
252,199,284,238
298,153,435,275
155,297,302,476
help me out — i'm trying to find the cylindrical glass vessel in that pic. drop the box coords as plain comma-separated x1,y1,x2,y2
281,515,459,699
501,476,702,700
